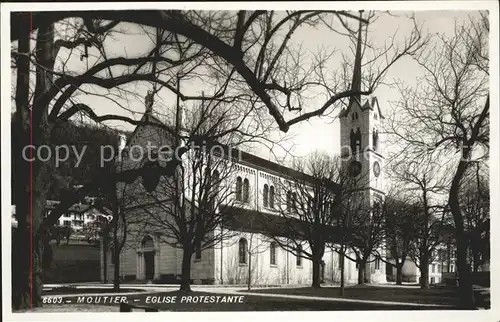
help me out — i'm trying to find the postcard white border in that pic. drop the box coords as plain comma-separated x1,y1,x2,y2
1,2,499,322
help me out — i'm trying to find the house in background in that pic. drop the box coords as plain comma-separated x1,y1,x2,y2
44,200,111,233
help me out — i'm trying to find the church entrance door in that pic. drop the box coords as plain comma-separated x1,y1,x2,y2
144,251,155,280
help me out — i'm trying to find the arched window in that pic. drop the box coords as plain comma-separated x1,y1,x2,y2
286,191,293,212
269,186,275,209
373,128,379,151
263,184,269,208
355,127,362,151
239,238,248,264
296,245,302,267
236,176,243,201
141,235,154,251
270,242,277,265
243,178,250,203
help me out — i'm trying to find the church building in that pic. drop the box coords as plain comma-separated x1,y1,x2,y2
101,12,389,286
101,90,388,285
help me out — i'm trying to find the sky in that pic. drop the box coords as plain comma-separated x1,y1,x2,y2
284,10,481,159
12,10,484,165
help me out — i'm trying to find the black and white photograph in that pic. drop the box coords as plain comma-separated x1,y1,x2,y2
1,2,498,320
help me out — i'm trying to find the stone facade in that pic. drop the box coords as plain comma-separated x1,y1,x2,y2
101,98,390,285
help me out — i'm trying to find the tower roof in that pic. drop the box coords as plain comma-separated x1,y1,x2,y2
349,10,364,107
339,96,384,119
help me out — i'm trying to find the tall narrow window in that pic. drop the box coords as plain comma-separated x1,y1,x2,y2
296,245,302,267
292,192,298,209
195,240,202,260
210,170,220,211
286,191,293,212
355,127,362,152
263,184,269,208
243,178,250,203
373,128,379,151
212,170,220,191
110,246,115,265
236,176,242,201
270,242,278,265
239,238,248,264
375,257,380,270
269,186,275,209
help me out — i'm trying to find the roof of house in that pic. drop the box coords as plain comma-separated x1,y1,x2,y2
45,200,107,214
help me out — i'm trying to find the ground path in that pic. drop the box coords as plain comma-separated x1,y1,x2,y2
43,283,457,308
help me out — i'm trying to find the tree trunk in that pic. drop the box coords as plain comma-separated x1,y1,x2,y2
312,258,321,288
311,243,324,288
11,13,33,311
102,234,108,284
396,263,403,285
364,261,372,284
12,20,56,310
450,159,476,309
357,262,365,285
340,244,345,296
247,252,252,291
446,242,452,273
113,234,120,291
420,256,429,289
12,228,32,309
180,248,193,291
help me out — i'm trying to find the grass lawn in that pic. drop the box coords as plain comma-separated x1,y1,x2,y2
241,285,462,306
43,287,146,295
38,290,459,311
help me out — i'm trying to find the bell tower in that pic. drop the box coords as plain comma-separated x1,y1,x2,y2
338,10,387,284
339,10,386,203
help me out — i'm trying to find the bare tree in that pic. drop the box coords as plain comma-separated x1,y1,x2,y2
10,9,427,308
81,214,111,282
245,222,272,290
330,167,364,294
378,190,419,285
267,152,351,288
387,12,489,307
392,159,450,289
12,11,426,132
128,99,257,291
343,193,386,285
81,178,139,290
460,162,490,273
